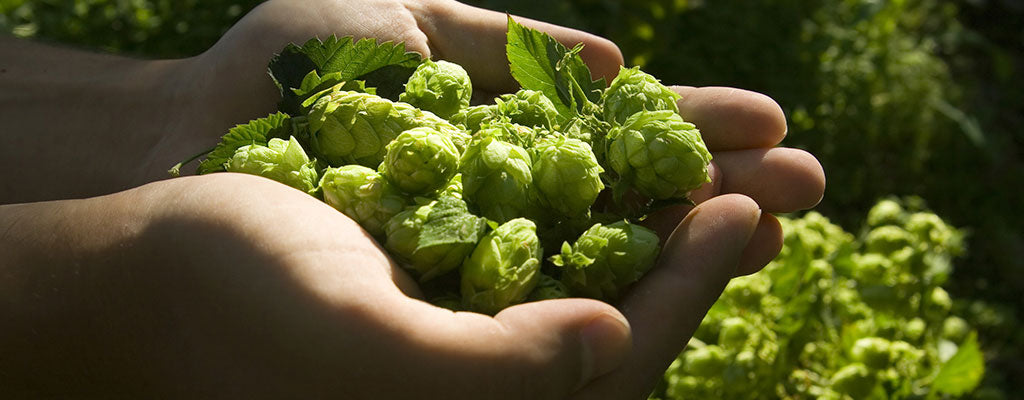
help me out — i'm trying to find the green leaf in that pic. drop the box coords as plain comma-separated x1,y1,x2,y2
418,196,488,250
197,112,292,175
930,331,985,396
268,35,423,113
505,16,604,122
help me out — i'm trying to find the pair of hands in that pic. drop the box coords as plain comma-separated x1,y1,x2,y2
1,0,824,398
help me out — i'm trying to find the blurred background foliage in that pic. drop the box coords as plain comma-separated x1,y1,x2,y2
3,0,1021,396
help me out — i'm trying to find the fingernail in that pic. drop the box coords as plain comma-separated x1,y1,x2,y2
577,312,632,390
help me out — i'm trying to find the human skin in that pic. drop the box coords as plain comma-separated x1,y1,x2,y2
0,0,825,398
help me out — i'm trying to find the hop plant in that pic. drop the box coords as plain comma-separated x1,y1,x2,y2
399,59,473,119
550,221,660,300
460,218,542,315
458,136,536,223
306,90,469,167
607,110,712,200
531,135,605,217
602,66,682,125
379,127,460,196
319,165,408,238
225,136,319,194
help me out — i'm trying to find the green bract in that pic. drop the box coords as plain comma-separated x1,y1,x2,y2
449,104,504,134
379,127,460,195
495,89,559,129
607,110,712,200
531,135,604,217
306,90,469,167
319,165,408,238
551,221,660,300
603,66,681,125
460,218,542,315
474,120,537,148
383,199,482,282
225,136,319,194
458,136,536,223
399,59,472,119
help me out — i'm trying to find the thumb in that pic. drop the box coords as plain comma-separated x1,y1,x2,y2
390,297,631,400
571,193,762,399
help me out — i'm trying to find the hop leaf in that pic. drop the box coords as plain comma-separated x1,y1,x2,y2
383,196,487,282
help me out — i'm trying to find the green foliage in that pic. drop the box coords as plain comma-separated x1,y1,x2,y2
654,198,986,399
1,0,260,57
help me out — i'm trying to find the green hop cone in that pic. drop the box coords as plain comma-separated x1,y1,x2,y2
461,218,542,315
383,197,485,282
531,135,604,217
306,90,470,168
495,89,560,129
607,110,712,200
379,127,460,196
551,221,660,300
319,165,408,238
225,136,319,194
458,136,535,223
449,104,504,134
399,59,473,119
603,66,682,125
474,120,537,149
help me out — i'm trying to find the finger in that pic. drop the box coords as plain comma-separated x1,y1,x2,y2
673,86,788,151
641,204,782,278
420,1,624,92
736,213,783,276
379,297,631,400
713,147,826,212
572,194,760,399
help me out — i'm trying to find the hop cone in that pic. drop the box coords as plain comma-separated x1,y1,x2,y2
607,110,712,200
379,127,460,195
306,90,469,167
461,218,542,315
531,135,604,217
495,89,559,129
551,221,660,300
459,136,535,223
449,104,504,134
225,136,319,194
399,59,473,119
383,199,480,282
603,66,682,125
319,165,408,238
